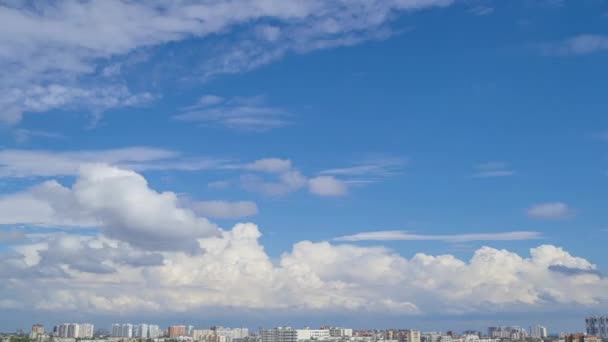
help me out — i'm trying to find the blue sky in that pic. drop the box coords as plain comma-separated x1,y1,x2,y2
0,0,607,334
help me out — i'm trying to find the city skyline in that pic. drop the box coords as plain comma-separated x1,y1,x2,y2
0,0,607,333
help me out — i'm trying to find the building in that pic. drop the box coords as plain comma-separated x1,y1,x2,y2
169,326,187,338
296,329,330,340
400,330,421,342
112,324,133,338
215,327,250,339
260,327,298,342
133,324,149,338
488,327,527,340
328,328,352,338
530,325,547,339
79,324,94,339
31,325,45,339
149,325,162,338
193,330,215,340
565,334,599,342
586,316,608,338
54,323,93,338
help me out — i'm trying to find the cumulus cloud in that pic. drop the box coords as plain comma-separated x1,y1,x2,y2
334,231,542,242
0,164,220,252
308,176,348,196
526,202,574,220
0,224,605,315
236,157,403,197
188,200,258,219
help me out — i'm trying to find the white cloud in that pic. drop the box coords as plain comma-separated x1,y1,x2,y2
0,224,605,315
308,176,348,196
541,34,608,56
334,230,542,242
526,202,574,220
0,164,220,252
0,0,456,123
174,95,291,131
236,157,402,197
0,84,153,125
244,158,293,173
468,6,494,16
472,162,514,178
241,170,308,196
0,147,225,178
320,158,405,178
13,129,65,144
188,200,258,219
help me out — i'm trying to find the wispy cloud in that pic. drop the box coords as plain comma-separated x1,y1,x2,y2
0,147,227,178
526,202,574,220
472,162,514,178
174,95,291,131
0,1,456,124
468,6,494,16
320,157,405,180
540,34,608,56
593,131,608,141
13,129,65,144
334,230,542,242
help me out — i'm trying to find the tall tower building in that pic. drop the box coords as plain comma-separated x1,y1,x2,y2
586,316,608,338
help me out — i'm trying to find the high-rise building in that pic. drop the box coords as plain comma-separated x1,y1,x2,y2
79,324,94,338
112,324,133,338
530,325,547,339
148,325,161,338
133,324,149,338
31,324,45,339
260,327,298,342
169,326,187,337
488,327,527,340
54,323,93,338
586,316,608,338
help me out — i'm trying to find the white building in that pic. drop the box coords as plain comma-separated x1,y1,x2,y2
134,324,149,338
55,323,93,338
149,325,162,338
488,327,527,340
216,328,250,339
192,330,215,341
112,324,133,338
328,328,352,338
79,324,94,338
261,327,298,342
530,325,547,339
296,329,330,341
